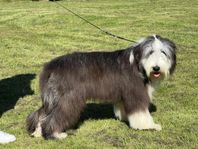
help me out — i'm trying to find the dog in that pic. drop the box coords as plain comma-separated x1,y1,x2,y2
27,35,176,139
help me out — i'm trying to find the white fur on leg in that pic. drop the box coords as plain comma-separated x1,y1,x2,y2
114,102,127,121
53,132,67,140
147,84,155,102
128,109,161,131
31,122,42,137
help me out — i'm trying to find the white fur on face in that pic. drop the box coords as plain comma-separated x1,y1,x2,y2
141,35,172,80
128,109,161,131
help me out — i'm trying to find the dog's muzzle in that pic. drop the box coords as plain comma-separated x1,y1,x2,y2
151,66,161,78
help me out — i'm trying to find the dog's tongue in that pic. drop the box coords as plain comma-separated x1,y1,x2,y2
153,72,161,78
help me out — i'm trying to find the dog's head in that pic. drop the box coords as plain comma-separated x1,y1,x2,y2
130,35,176,83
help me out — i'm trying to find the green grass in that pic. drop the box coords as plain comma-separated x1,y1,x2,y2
0,0,197,148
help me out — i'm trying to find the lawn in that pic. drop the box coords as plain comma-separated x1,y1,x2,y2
0,0,197,148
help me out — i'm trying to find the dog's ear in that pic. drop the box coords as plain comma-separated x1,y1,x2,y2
130,44,144,74
131,37,150,63
132,44,143,64
161,37,177,75
169,47,176,74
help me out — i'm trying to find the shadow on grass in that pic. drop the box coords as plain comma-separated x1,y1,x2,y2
69,103,115,131
149,103,157,113
80,102,157,121
0,73,36,117
81,103,115,121
69,102,157,132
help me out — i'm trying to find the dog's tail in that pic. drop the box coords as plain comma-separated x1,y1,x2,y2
39,63,61,114
26,63,53,135
27,60,62,136
39,65,51,99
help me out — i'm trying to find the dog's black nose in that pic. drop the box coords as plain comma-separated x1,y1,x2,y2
153,66,160,71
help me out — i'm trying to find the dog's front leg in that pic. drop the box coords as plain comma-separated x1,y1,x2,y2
114,101,127,121
127,109,161,131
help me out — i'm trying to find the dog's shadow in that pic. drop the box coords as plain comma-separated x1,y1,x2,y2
81,103,115,121
0,73,35,117
80,102,157,122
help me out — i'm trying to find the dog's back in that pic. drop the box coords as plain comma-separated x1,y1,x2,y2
39,50,129,106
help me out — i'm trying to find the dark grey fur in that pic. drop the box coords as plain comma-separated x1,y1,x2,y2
27,35,176,139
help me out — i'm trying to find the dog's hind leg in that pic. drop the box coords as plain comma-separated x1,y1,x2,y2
31,122,42,137
41,91,86,139
26,107,45,137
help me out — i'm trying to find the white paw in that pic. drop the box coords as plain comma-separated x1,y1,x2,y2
153,124,162,131
128,110,162,131
31,122,42,137
31,130,42,137
131,123,162,131
53,132,68,140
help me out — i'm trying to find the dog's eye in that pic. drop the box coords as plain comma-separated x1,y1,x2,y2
149,50,154,55
161,50,167,56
